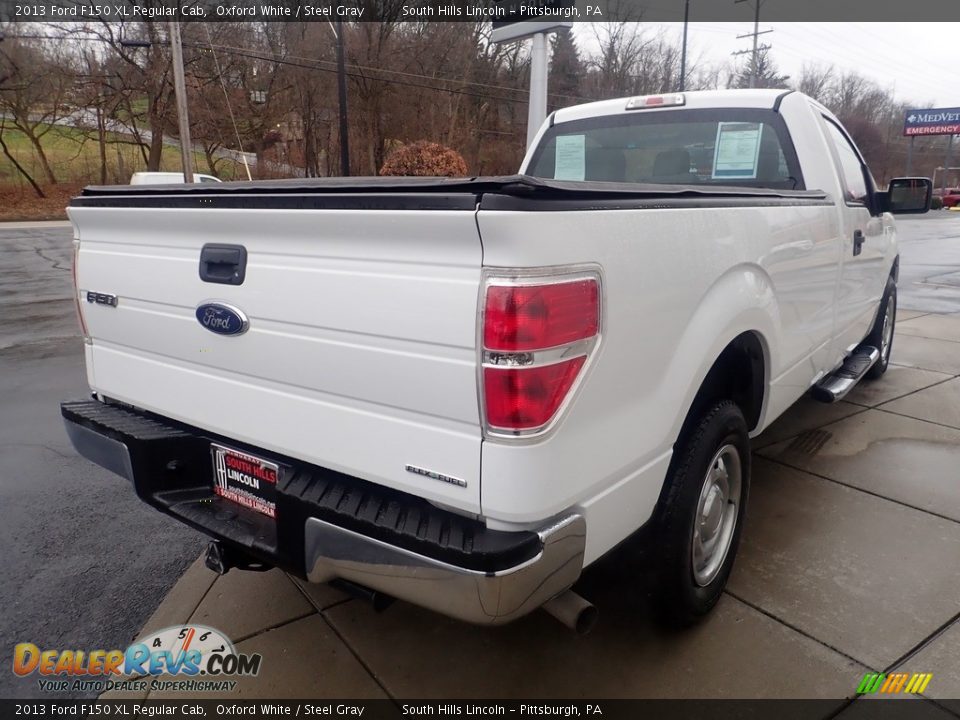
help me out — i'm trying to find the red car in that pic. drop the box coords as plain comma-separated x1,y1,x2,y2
941,188,960,208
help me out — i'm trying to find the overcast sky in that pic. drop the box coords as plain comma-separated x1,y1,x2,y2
573,22,960,110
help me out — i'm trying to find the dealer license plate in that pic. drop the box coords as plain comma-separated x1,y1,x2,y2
211,443,279,519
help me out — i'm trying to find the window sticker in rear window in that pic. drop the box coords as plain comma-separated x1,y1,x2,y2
554,134,586,181
712,122,762,180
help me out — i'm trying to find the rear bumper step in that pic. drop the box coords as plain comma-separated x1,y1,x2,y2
811,345,880,403
61,399,586,625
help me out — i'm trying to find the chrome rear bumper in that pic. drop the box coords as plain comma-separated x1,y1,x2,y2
305,514,586,625
63,399,587,627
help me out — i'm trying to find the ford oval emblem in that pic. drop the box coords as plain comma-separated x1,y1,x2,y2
195,302,249,336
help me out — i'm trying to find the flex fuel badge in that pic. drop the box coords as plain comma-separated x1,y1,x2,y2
12,625,262,694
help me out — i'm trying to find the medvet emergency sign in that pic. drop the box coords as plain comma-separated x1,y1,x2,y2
903,107,960,137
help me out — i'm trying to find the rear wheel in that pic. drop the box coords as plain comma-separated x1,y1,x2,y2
865,277,897,380
654,400,750,626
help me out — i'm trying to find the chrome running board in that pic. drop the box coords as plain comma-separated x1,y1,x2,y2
811,346,880,403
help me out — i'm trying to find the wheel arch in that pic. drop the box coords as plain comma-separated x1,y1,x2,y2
677,330,770,441
654,330,768,522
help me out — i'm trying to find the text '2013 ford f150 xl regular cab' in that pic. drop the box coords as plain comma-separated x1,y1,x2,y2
62,90,931,631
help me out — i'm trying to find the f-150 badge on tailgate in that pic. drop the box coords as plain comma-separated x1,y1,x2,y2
195,302,249,336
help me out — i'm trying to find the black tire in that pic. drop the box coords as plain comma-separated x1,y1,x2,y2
865,277,897,380
654,400,751,626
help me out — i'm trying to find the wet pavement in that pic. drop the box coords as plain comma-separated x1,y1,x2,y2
106,214,960,711
117,303,960,710
3,214,960,709
0,224,204,700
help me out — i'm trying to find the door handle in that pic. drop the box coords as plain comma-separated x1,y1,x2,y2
199,243,247,285
852,229,865,257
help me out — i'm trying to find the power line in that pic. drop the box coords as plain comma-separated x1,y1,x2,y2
190,42,538,106
731,0,771,88
4,31,589,106
197,39,591,103
201,23,251,180
774,23,958,102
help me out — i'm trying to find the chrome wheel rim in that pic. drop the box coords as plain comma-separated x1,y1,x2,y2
692,444,742,587
880,298,894,362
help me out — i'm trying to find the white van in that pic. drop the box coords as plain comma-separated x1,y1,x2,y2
130,172,222,185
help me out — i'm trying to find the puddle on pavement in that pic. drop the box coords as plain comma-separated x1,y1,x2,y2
770,436,960,519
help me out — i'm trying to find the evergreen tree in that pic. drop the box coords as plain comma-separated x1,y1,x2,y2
733,47,790,89
549,28,583,113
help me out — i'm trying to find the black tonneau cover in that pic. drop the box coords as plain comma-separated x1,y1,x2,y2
71,175,830,212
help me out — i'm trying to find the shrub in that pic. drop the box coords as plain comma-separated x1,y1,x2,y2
931,195,944,210
379,141,468,177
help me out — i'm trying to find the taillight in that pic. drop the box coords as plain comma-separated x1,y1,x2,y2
484,279,599,351
483,357,586,430
481,270,601,437
72,241,90,341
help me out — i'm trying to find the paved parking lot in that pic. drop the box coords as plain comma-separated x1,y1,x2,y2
0,223,204,700
3,216,960,711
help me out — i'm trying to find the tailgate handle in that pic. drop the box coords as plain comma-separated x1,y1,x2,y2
199,244,247,285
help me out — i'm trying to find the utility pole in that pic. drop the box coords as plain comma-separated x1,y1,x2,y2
943,135,955,198
679,0,690,92
168,21,194,183
527,32,548,149
334,19,350,177
732,0,772,88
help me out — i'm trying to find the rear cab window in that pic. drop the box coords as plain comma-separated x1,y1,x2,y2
526,108,805,191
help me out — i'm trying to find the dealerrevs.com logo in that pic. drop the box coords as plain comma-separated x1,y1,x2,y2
12,625,262,694
857,672,933,695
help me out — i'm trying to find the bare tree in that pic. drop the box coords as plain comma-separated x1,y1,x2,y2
0,38,73,185
797,63,834,102
0,116,45,197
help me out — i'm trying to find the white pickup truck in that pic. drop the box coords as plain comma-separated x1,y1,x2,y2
62,90,931,632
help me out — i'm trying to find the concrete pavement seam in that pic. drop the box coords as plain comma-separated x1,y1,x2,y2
723,589,873,674
758,454,960,528
897,312,933,320
881,610,960,675
227,609,318,645
842,372,959,409
878,610,960,716
895,331,960,345
317,610,398,702
142,569,223,700
288,576,356,614
872,404,960,433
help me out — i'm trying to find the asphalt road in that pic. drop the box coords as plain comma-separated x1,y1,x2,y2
0,224,204,700
0,212,957,700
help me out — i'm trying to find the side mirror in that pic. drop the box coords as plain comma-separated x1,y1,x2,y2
877,177,932,215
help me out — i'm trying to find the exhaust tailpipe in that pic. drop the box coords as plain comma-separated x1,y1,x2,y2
204,540,271,575
331,579,395,612
542,590,598,634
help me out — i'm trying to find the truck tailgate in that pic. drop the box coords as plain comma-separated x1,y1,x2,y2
68,195,483,514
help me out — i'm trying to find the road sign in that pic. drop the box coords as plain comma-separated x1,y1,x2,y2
903,107,960,137
490,0,575,43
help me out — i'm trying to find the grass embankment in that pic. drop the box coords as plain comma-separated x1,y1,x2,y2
0,123,245,220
